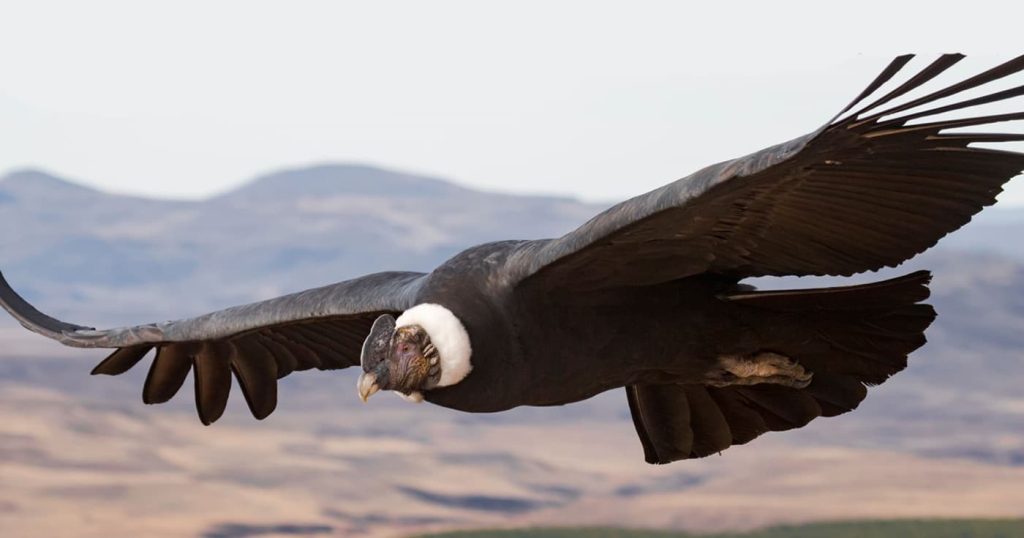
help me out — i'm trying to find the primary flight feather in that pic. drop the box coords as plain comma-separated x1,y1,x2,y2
3,54,1022,464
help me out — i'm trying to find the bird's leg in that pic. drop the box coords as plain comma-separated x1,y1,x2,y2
705,352,812,389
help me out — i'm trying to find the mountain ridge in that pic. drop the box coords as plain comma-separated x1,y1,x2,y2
0,164,605,323
1,163,585,205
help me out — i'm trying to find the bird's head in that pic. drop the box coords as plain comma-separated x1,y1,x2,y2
357,303,473,403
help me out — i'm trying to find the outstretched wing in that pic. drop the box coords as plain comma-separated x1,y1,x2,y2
511,54,1024,292
0,271,424,424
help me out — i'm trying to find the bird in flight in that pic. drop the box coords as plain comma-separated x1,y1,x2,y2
3,54,1023,464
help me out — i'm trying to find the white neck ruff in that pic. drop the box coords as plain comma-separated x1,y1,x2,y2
394,303,473,387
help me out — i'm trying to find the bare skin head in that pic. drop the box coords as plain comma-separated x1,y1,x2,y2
357,324,441,402
357,305,473,403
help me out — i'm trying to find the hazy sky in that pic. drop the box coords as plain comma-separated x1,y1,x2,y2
2,0,1023,205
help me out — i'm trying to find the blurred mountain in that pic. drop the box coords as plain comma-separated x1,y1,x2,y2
0,164,602,323
942,206,1024,261
222,164,470,201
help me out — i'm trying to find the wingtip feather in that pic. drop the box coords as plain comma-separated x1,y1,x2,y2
91,346,153,376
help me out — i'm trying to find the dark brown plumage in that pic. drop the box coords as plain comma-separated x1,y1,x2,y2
1,54,1021,463
628,271,933,463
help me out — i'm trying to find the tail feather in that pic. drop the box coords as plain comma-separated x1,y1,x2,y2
730,270,934,384
723,270,932,311
628,271,936,464
803,371,869,417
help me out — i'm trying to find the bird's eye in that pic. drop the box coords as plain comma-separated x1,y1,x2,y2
400,343,413,354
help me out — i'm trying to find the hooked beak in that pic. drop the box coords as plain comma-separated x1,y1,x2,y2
357,371,380,403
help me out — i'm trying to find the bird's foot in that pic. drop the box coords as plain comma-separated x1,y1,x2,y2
706,352,812,389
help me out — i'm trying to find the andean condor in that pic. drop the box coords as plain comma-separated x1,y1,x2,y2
3,54,1023,464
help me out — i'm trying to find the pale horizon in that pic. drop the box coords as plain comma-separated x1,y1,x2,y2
3,0,1024,206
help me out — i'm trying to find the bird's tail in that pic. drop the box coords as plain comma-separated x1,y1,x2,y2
628,271,935,464
725,270,935,387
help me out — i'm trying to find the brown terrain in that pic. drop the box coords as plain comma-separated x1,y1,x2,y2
3,333,1024,538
